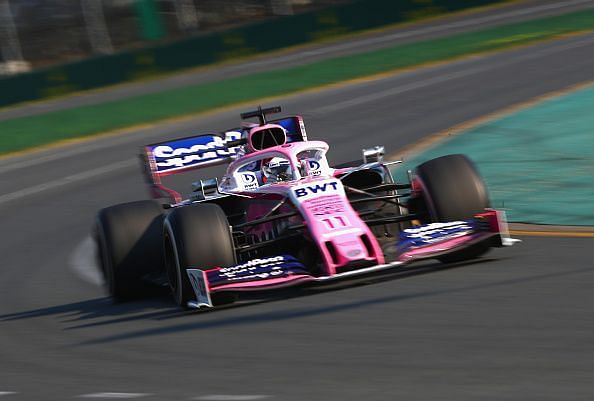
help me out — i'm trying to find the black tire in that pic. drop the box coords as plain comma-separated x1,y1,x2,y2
164,203,236,308
415,154,490,221
414,154,490,263
95,200,164,301
336,162,409,259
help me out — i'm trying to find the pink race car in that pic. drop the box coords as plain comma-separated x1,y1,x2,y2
94,106,516,309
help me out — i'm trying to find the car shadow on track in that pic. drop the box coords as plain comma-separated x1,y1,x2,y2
11,254,588,347
0,293,184,324
36,257,540,343
0,257,484,328
69,258,488,329
75,258,594,345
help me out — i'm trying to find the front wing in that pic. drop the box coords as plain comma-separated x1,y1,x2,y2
186,209,517,308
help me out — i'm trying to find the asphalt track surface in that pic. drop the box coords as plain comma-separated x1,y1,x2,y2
2,23,594,401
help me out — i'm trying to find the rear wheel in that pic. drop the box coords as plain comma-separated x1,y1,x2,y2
337,163,409,261
164,203,237,308
94,200,164,301
413,154,490,263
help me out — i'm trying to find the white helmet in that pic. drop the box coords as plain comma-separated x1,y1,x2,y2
262,157,292,183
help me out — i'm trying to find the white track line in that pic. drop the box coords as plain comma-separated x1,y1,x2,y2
0,133,141,174
0,392,17,397
231,0,594,66
0,159,134,206
1,0,593,175
2,34,594,207
78,393,150,399
0,0,588,126
317,33,594,113
194,396,271,401
70,235,104,287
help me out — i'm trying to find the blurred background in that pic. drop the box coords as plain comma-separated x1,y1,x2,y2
2,0,594,399
2,0,508,108
0,0,349,72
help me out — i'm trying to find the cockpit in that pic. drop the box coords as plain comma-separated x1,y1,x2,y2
221,142,332,192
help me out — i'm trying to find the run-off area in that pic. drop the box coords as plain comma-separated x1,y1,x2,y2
394,82,594,226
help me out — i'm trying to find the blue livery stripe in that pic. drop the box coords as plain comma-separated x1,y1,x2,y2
206,255,308,285
148,132,242,173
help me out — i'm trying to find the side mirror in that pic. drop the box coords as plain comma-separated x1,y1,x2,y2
363,145,385,164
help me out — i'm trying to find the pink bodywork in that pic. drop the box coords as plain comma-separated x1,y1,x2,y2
224,140,385,275
142,117,514,307
195,209,510,297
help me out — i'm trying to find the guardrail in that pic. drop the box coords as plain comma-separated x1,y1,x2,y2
0,0,505,108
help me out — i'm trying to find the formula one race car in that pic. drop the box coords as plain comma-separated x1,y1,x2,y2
94,106,516,309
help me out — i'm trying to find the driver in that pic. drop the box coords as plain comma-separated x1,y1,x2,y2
261,157,292,183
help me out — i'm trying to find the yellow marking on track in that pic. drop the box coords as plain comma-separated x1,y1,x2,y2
386,77,594,239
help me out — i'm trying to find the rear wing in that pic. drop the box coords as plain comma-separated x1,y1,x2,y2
141,115,307,203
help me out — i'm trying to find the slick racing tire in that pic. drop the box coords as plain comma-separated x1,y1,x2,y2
164,203,236,308
95,200,164,301
335,160,409,237
414,154,490,263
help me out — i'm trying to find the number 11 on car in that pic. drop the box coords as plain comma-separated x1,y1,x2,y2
320,215,349,230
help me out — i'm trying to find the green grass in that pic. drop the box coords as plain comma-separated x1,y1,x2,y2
3,7,594,155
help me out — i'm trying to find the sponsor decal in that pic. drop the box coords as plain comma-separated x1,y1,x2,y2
308,160,321,176
292,179,343,201
150,131,242,172
207,255,309,286
400,221,474,246
303,195,346,215
268,158,290,169
240,172,259,190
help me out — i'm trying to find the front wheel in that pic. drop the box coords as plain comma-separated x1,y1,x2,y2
412,154,491,263
164,203,236,308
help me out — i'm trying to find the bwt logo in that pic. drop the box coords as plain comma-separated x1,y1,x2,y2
240,172,258,190
308,160,321,176
294,181,339,198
